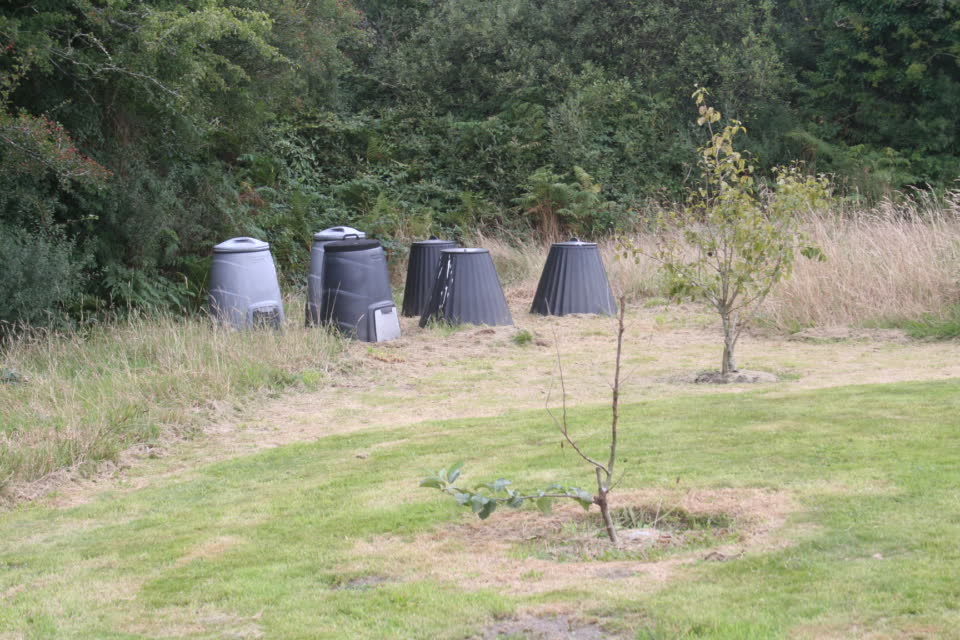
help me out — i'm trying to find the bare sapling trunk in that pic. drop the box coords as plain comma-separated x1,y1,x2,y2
593,296,627,545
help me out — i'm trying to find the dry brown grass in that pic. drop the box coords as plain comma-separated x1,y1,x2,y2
765,191,960,329
466,233,663,303
470,191,960,330
0,300,343,500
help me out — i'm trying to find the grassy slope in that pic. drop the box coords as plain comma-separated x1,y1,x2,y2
0,310,344,494
1,380,959,639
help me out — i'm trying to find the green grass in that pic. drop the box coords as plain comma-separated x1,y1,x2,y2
511,329,534,346
1,380,959,638
902,303,960,340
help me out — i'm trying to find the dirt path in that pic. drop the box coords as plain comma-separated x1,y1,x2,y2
46,296,960,508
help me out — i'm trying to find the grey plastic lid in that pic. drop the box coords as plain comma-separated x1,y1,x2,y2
554,237,597,248
213,237,270,253
313,226,366,241
412,236,456,247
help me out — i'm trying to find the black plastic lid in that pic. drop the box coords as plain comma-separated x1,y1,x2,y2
325,239,382,253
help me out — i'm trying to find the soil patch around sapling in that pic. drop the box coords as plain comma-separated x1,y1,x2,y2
659,369,780,385
521,500,741,562
346,488,798,599
693,369,779,384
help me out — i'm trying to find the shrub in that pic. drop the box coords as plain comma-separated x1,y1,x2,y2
0,226,85,331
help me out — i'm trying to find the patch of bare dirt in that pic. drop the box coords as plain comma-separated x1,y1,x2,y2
345,488,798,600
122,605,264,640
174,536,243,568
789,326,911,343
475,615,609,640
789,620,947,640
331,575,389,591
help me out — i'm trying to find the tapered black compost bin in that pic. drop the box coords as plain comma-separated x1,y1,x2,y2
419,248,513,327
306,225,366,326
401,236,458,317
209,237,284,329
531,238,616,316
320,239,400,342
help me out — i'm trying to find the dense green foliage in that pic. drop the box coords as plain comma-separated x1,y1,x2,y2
2,0,958,327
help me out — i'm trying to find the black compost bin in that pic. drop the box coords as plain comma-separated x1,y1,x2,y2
531,238,616,316
320,239,400,342
419,248,513,327
401,236,458,317
306,225,365,326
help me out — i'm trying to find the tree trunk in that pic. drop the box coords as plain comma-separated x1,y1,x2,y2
720,311,737,375
595,489,619,546
722,341,736,375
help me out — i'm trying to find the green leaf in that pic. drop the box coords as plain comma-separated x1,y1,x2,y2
800,246,826,262
493,478,512,493
470,494,488,513
571,488,594,510
536,497,553,515
454,491,472,506
507,495,524,508
419,477,444,489
478,500,497,520
447,462,463,484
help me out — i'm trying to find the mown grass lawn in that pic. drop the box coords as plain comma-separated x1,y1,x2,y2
1,379,959,639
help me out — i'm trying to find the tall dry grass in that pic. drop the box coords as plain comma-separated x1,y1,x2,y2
469,190,960,331
470,232,664,301
764,192,960,329
0,302,344,500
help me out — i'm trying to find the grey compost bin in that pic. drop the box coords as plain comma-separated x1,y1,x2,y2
209,237,285,329
401,236,458,317
306,225,366,326
531,237,616,316
419,248,513,328
320,239,401,342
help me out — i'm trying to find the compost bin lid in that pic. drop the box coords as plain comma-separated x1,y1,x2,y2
441,247,489,255
313,226,366,241
213,237,270,253
553,237,597,248
411,236,457,247
324,239,382,253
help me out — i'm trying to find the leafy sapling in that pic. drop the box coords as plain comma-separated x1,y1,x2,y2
421,297,628,544
630,87,829,376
